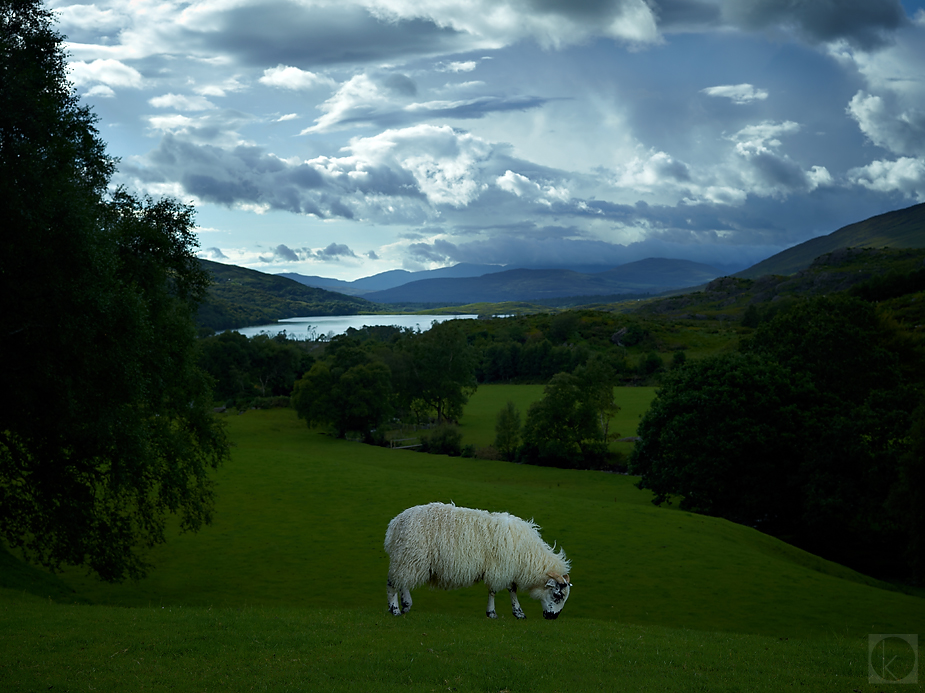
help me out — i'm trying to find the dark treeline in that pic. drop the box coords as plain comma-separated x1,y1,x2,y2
197,310,675,411
198,331,319,408
631,292,925,583
467,311,674,383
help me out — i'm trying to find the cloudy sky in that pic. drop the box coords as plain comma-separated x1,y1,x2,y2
54,0,925,280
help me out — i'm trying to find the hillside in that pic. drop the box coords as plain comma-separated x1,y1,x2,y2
735,201,925,279
636,246,925,320
196,259,376,332
40,406,924,639
366,258,721,303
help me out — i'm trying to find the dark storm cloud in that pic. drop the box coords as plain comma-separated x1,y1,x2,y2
413,95,554,120
717,0,909,50
305,68,553,133
274,244,300,262
200,247,228,260
401,234,765,274
196,1,472,68
145,135,328,214
745,149,814,191
408,238,460,262
382,73,418,97
651,0,722,28
315,243,358,260
130,133,428,218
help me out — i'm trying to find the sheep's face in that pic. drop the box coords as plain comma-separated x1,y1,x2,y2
537,574,570,620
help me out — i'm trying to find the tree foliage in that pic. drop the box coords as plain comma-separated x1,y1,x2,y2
629,296,924,578
0,0,228,582
522,372,609,469
291,358,393,440
630,353,815,532
494,401,522,461
198,331,315,403
400,321,478,423
289,323,479,439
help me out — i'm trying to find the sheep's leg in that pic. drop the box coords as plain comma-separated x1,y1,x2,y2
387,579,402,616
486,590,498,619
509,585,525,619
400,587,413,614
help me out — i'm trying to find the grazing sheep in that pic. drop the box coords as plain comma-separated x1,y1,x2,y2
384,502,572,620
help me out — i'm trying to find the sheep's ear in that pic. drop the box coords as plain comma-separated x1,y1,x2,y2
547,571,562,581
563,573,571,586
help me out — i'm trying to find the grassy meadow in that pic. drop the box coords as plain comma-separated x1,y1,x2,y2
2,386,923,691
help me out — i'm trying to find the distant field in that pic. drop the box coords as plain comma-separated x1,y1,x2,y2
459,385,657,454
2,402,923,691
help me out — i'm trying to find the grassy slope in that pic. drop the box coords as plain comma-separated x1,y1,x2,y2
3,400,923,691
43,405,921,638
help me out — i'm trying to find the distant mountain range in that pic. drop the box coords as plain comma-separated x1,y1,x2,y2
279,258,722,304
278,263,507,295
277,202,925,305
362,258,722,304
197,201,925,330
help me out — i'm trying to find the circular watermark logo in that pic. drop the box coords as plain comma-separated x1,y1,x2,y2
869,634,918,685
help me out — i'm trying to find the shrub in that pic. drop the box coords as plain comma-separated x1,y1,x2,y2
420,425,463,456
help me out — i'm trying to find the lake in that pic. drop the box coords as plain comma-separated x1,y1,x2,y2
231,314,479,340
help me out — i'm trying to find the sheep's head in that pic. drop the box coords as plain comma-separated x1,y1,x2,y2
536,573,571,620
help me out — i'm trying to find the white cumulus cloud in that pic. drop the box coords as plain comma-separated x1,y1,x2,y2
69,58,143,89
849,157,925,201
847,91,925,157
149,93,217,111
702,83,769,104
259,65,336,91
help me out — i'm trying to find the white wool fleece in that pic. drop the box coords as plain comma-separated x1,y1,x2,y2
384,502,570,593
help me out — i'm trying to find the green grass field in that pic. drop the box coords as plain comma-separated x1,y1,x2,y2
2,388,923,691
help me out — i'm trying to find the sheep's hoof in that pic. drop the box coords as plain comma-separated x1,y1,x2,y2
513,609,525,620
388,606,401,616
486,610,498,619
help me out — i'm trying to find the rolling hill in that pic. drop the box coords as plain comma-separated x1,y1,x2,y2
735,201,925,279
196,259,376,331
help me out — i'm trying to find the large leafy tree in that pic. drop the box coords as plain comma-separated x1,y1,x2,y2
0,0,228,582
521,372,609,469
291,359,393,440
402,321,477,423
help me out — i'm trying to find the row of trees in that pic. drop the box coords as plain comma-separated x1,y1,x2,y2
194,310,673,415
290,321,478,439
629,295,925,580
197,331,317,405
1,0,229,582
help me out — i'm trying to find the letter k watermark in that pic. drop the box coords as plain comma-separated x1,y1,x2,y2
869,634,918,684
